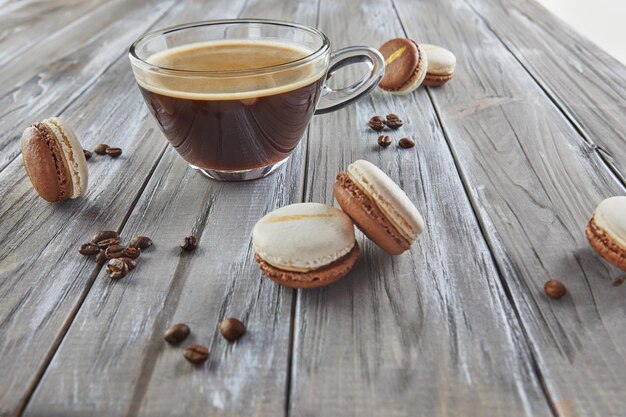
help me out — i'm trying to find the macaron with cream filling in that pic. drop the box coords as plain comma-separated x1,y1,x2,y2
253,203,360,288
378,38,428,95
334,160,424,255
422,44,456,87
21,117,88,203
586,196,626,271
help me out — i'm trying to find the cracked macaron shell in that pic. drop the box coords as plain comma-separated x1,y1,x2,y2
252,203,356,272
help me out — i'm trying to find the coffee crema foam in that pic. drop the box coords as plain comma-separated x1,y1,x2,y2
136,40,327,100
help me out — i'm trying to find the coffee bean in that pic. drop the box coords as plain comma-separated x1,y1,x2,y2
377,135,392,148
612,276,625,287
386,113,400,121
386,118,403,129
164,323,190,344
96,237,121,249
106,258,128,279
122,247,141,259
219,318,246,342
544,280,566,299
95,251,107,265
119,257,137,270
180,235,198,251
83,149,92,160
94,144,110,155
368,116,386,131
398,137,415,148
105,147,123,158
184,344,209,364
79,243,100,256
105,244,125,259
92,230,119,244
129,236,153,250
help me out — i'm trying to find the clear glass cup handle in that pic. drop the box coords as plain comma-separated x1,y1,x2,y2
315,46,385,114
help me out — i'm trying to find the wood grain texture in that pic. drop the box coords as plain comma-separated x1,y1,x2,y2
289,0,551,416
0,0,177,172
465,0,626,183
23,0,317,416
393,0,626,416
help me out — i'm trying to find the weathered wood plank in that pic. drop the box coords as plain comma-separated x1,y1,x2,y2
465,0,626,182
290,0,552,416
0,0,176,172
393,0,626,416
23,0,317,416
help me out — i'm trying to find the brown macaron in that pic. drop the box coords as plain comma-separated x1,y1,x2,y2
334,160,424,255
586,196,626,271
21,118,88,203
378,38,428,95
252,203,360,288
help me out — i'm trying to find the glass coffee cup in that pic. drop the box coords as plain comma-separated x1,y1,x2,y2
129,19,384,181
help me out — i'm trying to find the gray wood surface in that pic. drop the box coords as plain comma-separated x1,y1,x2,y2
393,0,626,416
0,0,625,416
466,0,626,183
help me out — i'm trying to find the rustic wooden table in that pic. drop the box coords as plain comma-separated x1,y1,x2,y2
1,0,625,416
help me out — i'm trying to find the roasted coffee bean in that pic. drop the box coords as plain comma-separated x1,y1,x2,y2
544,280,566,299
180,235,198,251
106,258,128,279
164,323,190,344
398,137,415,148
184,344,209,364
386,113,400,121
95,251,107,265
612,276,625,287
79,243,100,256
105,147,123,158
368,116,386,131
386,118,403,129
219,318,246,342
129,236,153,250
119,257,137,270
377,135,392,148
92,230,119,243
83,149,92,160
122,247,141,259
96,237,121,249
94,144,110,155
105,244,125,259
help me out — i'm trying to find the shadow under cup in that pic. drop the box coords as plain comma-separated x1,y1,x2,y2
129,20,384,181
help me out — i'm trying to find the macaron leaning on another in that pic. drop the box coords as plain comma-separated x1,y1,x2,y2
422,44,456,87
21,117,88,203
252,203,360,288
378,38,428,95
586,196,626,271
334,160,424,255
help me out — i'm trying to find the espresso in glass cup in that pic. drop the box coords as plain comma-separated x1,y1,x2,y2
129,20,384,181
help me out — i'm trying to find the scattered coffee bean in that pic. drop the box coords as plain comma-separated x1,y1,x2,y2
129,236,153,250
368,116,386,131
122,247,141,259
83,149,92,160
398,137,415,148
377,135,392,148
544,280,566,299
184,344,209,364
164,323,190,344
612,276,625,287
92,230,119,244
96,237,121,249
219,317,246,342
106,258,128,279
386,118,403,129
79,243,100,256
105,244,125,259
95,251,107,265
106,147,123,158
386,113,400,121
119,257,137,270
180,235,198,251
94,144,110,155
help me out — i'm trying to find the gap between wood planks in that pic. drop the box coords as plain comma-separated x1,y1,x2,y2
386,0,566,415
463,0,626,188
